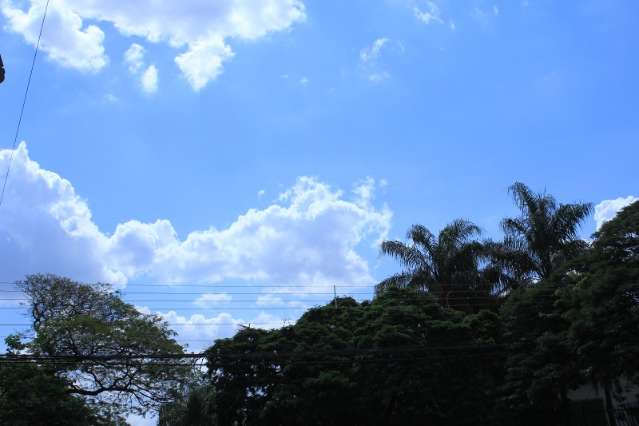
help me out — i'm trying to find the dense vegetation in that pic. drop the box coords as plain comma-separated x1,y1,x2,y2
2,183,637,425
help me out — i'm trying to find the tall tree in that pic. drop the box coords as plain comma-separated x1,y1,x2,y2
9,274,193,417
559,201,639,425
375,219,487,307
488,182,592,287
0,361,124,426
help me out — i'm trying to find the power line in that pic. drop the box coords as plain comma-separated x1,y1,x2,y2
0,0,51,210
0,281,378,288
0,343,504,362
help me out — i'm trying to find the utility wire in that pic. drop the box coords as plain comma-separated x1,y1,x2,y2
0,0,51,210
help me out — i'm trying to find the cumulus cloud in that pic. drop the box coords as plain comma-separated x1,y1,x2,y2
1,0,306,90
0,143,391,287
123,44,158,93
194,293,232,308
2,0,107,72
124,43,145,73
140,65,158,93
140,308,284,350
594,196,638,230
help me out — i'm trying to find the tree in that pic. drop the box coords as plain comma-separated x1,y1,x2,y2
10,274,193,417
498,280,578,426
158,383,217,426
202,289,504,426
558,201,639,425
488,182,592,287
0,361,123,426
376,219,489,307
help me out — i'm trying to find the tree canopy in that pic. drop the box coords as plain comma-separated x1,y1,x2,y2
487,182,592,287
168,289,504,426
5,274,193,418
375,219,490,308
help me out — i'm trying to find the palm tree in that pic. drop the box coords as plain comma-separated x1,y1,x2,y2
487,182,592,287
376,219,486,305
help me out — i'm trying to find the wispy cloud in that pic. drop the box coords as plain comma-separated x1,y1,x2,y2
360,37,390,63
414,1,443,24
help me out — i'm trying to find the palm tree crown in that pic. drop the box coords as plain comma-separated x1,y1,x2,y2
376,219,485,300
488,182,592,286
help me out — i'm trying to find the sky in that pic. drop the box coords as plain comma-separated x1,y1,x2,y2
0,1,638,422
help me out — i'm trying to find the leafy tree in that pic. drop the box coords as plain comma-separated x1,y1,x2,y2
498,201,639,425
203,289,504,425
488,182,592,288
498,280,578,425
376,219,490,308
0,361,124,426
558,201,639,424
10,274,193,417
158,383,217,426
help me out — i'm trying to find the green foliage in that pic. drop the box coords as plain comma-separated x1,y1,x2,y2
561,201,639,392
13,274,193,416
158,383,217,426
498,280,578,425
0,362,124,426
487,182,592,286
375,220,494,310
202,289,504,426
498,201,639,424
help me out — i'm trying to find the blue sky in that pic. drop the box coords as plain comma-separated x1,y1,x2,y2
2,1,638,423
1,0,638,361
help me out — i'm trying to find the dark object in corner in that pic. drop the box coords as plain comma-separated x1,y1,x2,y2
0,54,4,83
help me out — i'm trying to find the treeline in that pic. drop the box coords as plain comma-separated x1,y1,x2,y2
160,184,639,425
0,183,637,426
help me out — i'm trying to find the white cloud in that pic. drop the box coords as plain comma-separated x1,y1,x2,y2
194,293,232,308
140,64,158,93
256,294,284,306
414,1,443,25
143,308,284,350
360,37,389,63
594,196,638,230
359,37,396,83
1,0,306,90
123,44,158,93
299,76,309,86
2,0,107,72
0,143,391,287
124,43,145,73
174,37,233,90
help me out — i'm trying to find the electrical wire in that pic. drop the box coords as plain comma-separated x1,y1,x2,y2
0,0,51,210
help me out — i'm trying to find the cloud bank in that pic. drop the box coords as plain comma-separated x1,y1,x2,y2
0,143,391,286
1,0,306,90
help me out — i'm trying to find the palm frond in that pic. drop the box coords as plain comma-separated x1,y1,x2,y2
509,182,539,213
440,219,481,247
407,224,436,253
552,202,593,241
375,273,414,296
380,240,426,270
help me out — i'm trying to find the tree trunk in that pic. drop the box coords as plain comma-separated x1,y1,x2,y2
604,381,616,426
